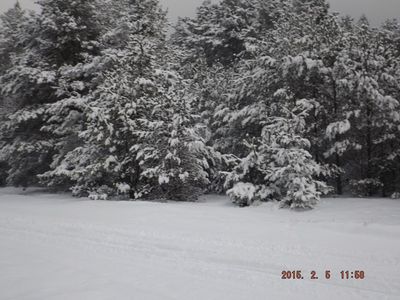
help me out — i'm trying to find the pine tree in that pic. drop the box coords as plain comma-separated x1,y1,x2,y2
206,0,339,206
0,1,26,73
342,18,400,196
0,0,103,187
44,0,215,201
263,102,331,209
0,1,27,115
172,0,286,157
0,2,31,186
226,100,330,209
173,0,278,67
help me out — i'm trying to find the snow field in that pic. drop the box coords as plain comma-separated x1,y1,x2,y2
0,188,399,300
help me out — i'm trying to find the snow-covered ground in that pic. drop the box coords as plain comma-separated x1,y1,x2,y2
0,188,399,300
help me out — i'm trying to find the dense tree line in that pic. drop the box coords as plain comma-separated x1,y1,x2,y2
0,0,399,208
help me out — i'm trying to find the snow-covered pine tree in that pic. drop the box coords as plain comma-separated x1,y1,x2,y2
0,1,29,185
0,3,36,186
378,20,400,195
261,101,331,209
0,1,29,119
173,0,278,67
226,99,331,209
342,18,400,196
0,1,26,76
205,0,339,207
270,0,352,195
37,0,168,194
180,0,400,201
171,0,280,192
37,0,120,189
46,0,214,201
0,0,104,187
133,76,214,201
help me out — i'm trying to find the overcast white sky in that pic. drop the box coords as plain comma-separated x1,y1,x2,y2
0,0,399,26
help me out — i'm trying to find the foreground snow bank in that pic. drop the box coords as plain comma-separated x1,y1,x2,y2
0,188,399,300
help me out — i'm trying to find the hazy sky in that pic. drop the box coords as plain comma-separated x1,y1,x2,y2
0,0,399,26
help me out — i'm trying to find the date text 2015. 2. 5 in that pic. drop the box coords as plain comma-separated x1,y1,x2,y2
281,270,365,280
